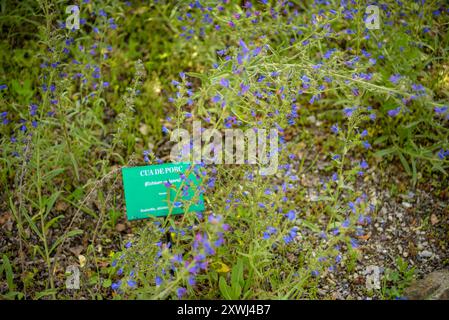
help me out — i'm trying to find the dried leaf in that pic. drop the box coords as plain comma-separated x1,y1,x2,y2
430,214,439,225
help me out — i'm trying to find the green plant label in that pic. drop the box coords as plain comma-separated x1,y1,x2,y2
121,162,204,220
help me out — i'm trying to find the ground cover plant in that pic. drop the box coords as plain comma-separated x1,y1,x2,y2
0,0,448,300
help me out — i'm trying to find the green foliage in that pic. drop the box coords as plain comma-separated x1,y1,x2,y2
0,0,447,300
381,257,416,300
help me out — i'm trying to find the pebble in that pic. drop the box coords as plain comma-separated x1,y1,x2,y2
418,250,433,258
402,202,412,208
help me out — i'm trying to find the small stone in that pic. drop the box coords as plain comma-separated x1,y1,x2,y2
402,202,412,208
404,270,449,300
55,201,69,212
365,265,381,291
307,115,316,123
419,250,433,258
115,223,126,232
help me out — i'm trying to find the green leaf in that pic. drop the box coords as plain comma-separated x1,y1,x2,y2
42,168,65,181
219,276,232,300
375,147,396,158
301,220,320,233
231,259,244,289
44,215,65,233
45,191,62,218
398,151,411,175
23,211,43,241
102,278,112,288
411,157,417,185
35,289,57,300
50,229,83,255
232,283,242,299
1,255,15,291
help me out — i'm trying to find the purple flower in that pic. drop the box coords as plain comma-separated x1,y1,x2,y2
285,210,296,221
331,124,339,134
30,104,38,116
360,160,368,169
283,235,293,244
111,281,121,291
350,238,359,248
438,149,449,160
389,74,401,84
362,141,371,149
127,279,137,288
335,254,342,263
239,82,250,95
387,107,401,117
239,39,250,55
349,202,356,213
177,287,187,299
219,78,230,88
434,106,448,114
343,107,355,117
323,49,336,59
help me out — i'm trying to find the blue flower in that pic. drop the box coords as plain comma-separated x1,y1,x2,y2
283,235,293,244
285,210,296,221
127,279,137,288
360,160,368,169
434,106,448,114
111,281,121,291
389,74,401,84
219,78,230,88
349,202,356,213
387,107,401,117
177,287,187,299
350,238,359,248
331,124,339,134
362,141,371,149
335,254,342,263
343,107,355,117
438,149,449,160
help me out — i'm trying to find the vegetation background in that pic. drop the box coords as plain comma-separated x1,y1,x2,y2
0,0,448,300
